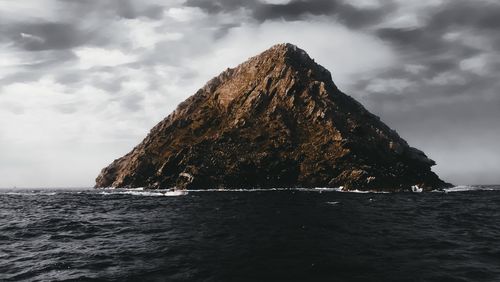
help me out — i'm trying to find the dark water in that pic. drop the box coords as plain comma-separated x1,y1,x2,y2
1,186,500,282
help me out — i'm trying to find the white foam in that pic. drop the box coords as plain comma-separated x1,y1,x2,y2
186,187,391,193
326,201,340,205
333,188,390,194
307,187,342,192
442,185,497,193
98,189,187,197
97,187,389,194
411,185,423,193
127,187,144,191
101,187,144,191
164,190,188,196
340,189,370,193
186,187,339,192
187,188,292,192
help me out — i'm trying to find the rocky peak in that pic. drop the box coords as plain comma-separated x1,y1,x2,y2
95,43,451,192
200,43,336,110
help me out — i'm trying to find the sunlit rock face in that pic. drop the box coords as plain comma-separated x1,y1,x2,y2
95,43,451,192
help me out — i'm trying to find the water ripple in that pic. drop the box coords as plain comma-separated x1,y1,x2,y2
0,187,499,281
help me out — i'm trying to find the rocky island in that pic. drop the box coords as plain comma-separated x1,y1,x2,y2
95,43,451,192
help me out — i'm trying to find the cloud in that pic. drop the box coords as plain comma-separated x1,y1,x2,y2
0,0,60,22
428,0,500,31
56,0,167,20
74,47,137,69
2,22,86,51
193,20,395,87
165,7,206,22
186,0,395,28
20,32,45,43
184,0,256,14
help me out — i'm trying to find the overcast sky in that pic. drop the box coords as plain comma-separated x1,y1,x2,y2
0,0,499,187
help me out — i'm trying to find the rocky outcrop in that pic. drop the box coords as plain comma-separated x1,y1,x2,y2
95,43,451,192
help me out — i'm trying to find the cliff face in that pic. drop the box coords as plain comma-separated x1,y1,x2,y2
95,43,451,191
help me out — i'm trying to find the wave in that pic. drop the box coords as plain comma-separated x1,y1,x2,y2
100,187,391,194
3,186,499,197
336,189,389,194
186,187,390,193
186,187,338,192
98,190,188,197
0,191,58,196
441,185,499,193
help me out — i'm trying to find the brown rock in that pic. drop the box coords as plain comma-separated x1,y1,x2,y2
95,43,452,192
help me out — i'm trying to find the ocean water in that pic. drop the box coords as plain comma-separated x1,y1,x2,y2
1,186,500,282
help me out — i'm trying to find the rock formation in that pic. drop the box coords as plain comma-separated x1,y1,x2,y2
95,43,451,192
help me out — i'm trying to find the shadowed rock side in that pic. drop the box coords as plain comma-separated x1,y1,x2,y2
95,43,451,192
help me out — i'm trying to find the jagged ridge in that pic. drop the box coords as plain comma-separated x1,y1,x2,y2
95,43,451,191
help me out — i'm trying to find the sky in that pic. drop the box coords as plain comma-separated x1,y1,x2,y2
0,0,499,187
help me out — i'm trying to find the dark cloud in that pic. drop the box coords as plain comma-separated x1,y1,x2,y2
0,0,173,54
428,0,500,31
376,27,480,58
252,0,339,21
184,0,256,14
376,28,428,48
186,0,395,28
255,0,394,28
58,0,165,20
0,0,170,88
333,3,394,29
425,59,460,77
1,22,87,51
369,0,500,104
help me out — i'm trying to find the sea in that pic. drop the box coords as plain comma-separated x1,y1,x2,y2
1,186,500,282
